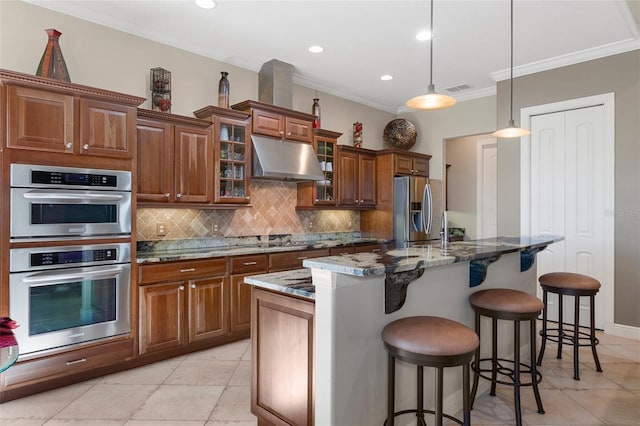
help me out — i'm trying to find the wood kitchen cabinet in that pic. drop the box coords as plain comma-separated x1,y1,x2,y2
297,129,342,208
251,287,315,426
137,109,213,205
268,248,330,272
232,100,314,143
336,145,377,208
194,105,252,205
138,258,229,355
4,77,142,159
229,254,268,335
391,150,431,176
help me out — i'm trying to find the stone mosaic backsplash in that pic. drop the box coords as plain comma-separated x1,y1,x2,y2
136,180,360,241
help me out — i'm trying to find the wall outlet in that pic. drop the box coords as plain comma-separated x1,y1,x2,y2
213,224,218,233
156,222,167,236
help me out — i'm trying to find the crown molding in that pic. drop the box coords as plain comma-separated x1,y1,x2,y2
491,38,640,82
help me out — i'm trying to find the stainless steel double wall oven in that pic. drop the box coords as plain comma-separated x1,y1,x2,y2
9,164,132,355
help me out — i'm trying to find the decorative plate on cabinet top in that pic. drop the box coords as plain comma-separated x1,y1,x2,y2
383,119,417,150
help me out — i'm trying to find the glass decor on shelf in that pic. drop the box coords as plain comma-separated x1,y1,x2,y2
218,122,247,199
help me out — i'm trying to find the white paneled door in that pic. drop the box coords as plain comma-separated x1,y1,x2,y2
522,94,615,331
477,139,498,239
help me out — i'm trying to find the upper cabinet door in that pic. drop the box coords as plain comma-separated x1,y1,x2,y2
284,117,312,143
358,153,377,206
137,119,174,203
6,85,74,153
251,109,283,138
79,98,135,158
174,125,212,203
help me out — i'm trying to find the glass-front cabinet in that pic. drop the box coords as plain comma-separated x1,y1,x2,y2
218,120,249,203
297,128,342,208
194,105,251,205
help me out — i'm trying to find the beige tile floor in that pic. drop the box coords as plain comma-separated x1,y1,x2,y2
0,328,638,426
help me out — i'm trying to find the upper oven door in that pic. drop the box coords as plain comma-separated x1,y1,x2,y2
10,188,132,240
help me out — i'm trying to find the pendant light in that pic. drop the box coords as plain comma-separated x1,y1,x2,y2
493,0,530,138
406,0,456,110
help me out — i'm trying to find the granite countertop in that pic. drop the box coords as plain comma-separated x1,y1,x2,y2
244,269,314,300
136,236,387,264
303,235,563,277
243,235,563,299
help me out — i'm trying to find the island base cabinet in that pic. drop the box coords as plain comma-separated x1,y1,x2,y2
251,288,314,426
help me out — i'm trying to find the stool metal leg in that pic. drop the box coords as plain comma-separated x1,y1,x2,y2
573,295,581,380
417,366,427,426
530,319,545,414
590,295,603,373
537,289,548,366
470,312,481,408
557,293,564,359
490,317,498,396
463,363,471,426
435,366,443,426
387,353,395,426
513,320,522,426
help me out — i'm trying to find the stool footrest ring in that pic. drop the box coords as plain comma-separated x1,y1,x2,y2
539,328,599,347
383,408,463,426
472,358,543,387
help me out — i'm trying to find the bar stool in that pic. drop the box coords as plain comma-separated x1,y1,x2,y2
469,289,545,426
382,316,479,426
537,272,603,380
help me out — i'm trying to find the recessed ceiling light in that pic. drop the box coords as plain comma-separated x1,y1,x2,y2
308,45,324,53
416,30,432,41
196,0,216,9
380,75,393,81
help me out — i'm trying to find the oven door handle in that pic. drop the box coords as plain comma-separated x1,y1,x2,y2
22,191,124,202
21,266,125,284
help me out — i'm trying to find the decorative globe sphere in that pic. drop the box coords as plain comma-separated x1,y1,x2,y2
383,119,417,150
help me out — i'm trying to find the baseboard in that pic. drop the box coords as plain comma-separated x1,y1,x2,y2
611,323,640,340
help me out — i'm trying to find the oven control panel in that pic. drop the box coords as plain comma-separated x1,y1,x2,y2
32,170,118,188
10,243,131,272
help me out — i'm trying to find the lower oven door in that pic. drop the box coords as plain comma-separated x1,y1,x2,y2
10,188,132,240
9,263,131,355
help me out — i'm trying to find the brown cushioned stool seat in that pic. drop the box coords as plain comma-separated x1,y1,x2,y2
469,289,545,426
537,272,603,380
382,316,479,426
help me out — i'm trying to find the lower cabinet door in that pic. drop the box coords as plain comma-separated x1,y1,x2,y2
139,281,185,355
251,288,315,426
188,276,229,343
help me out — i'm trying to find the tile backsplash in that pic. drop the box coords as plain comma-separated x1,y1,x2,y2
137,180,359,241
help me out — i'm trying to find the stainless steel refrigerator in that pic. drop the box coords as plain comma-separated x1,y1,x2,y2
393,176,444,247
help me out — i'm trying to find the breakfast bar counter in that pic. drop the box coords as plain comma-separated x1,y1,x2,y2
245,235,561,426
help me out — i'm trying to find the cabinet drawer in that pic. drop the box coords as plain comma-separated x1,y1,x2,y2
139,258,228,284
354,244,385,254
330,246,355,256
230,254,268,274
3,339,133,388
269,249,330,272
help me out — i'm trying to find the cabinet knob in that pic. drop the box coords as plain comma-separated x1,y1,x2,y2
176,193,182,198
83,144,89,150
279,130,285,135
190,284,196,289
287,132,292,136
179,285,185,291
164,193,170,198
65,142,73,149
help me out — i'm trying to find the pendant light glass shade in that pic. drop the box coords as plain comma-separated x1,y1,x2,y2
493,0,529,138
406,0,456,111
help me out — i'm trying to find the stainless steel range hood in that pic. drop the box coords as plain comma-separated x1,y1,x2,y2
251,135,324,181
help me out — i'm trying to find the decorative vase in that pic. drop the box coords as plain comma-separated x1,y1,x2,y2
312,98,321,129
36,28,71,82
353,122,363,148
218,71,230,108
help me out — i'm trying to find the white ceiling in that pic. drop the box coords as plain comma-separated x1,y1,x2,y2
24,0,640,113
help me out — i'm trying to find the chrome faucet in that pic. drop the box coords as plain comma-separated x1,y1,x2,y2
440,211,448,248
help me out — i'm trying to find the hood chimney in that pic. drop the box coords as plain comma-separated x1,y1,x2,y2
258,59,294,109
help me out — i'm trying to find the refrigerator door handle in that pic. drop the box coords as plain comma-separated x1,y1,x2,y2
423,183,433,234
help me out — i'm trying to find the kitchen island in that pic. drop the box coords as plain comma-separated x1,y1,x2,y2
246,235,562,426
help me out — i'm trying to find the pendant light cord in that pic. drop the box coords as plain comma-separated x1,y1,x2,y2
509,0,514,122
429,0,434,87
